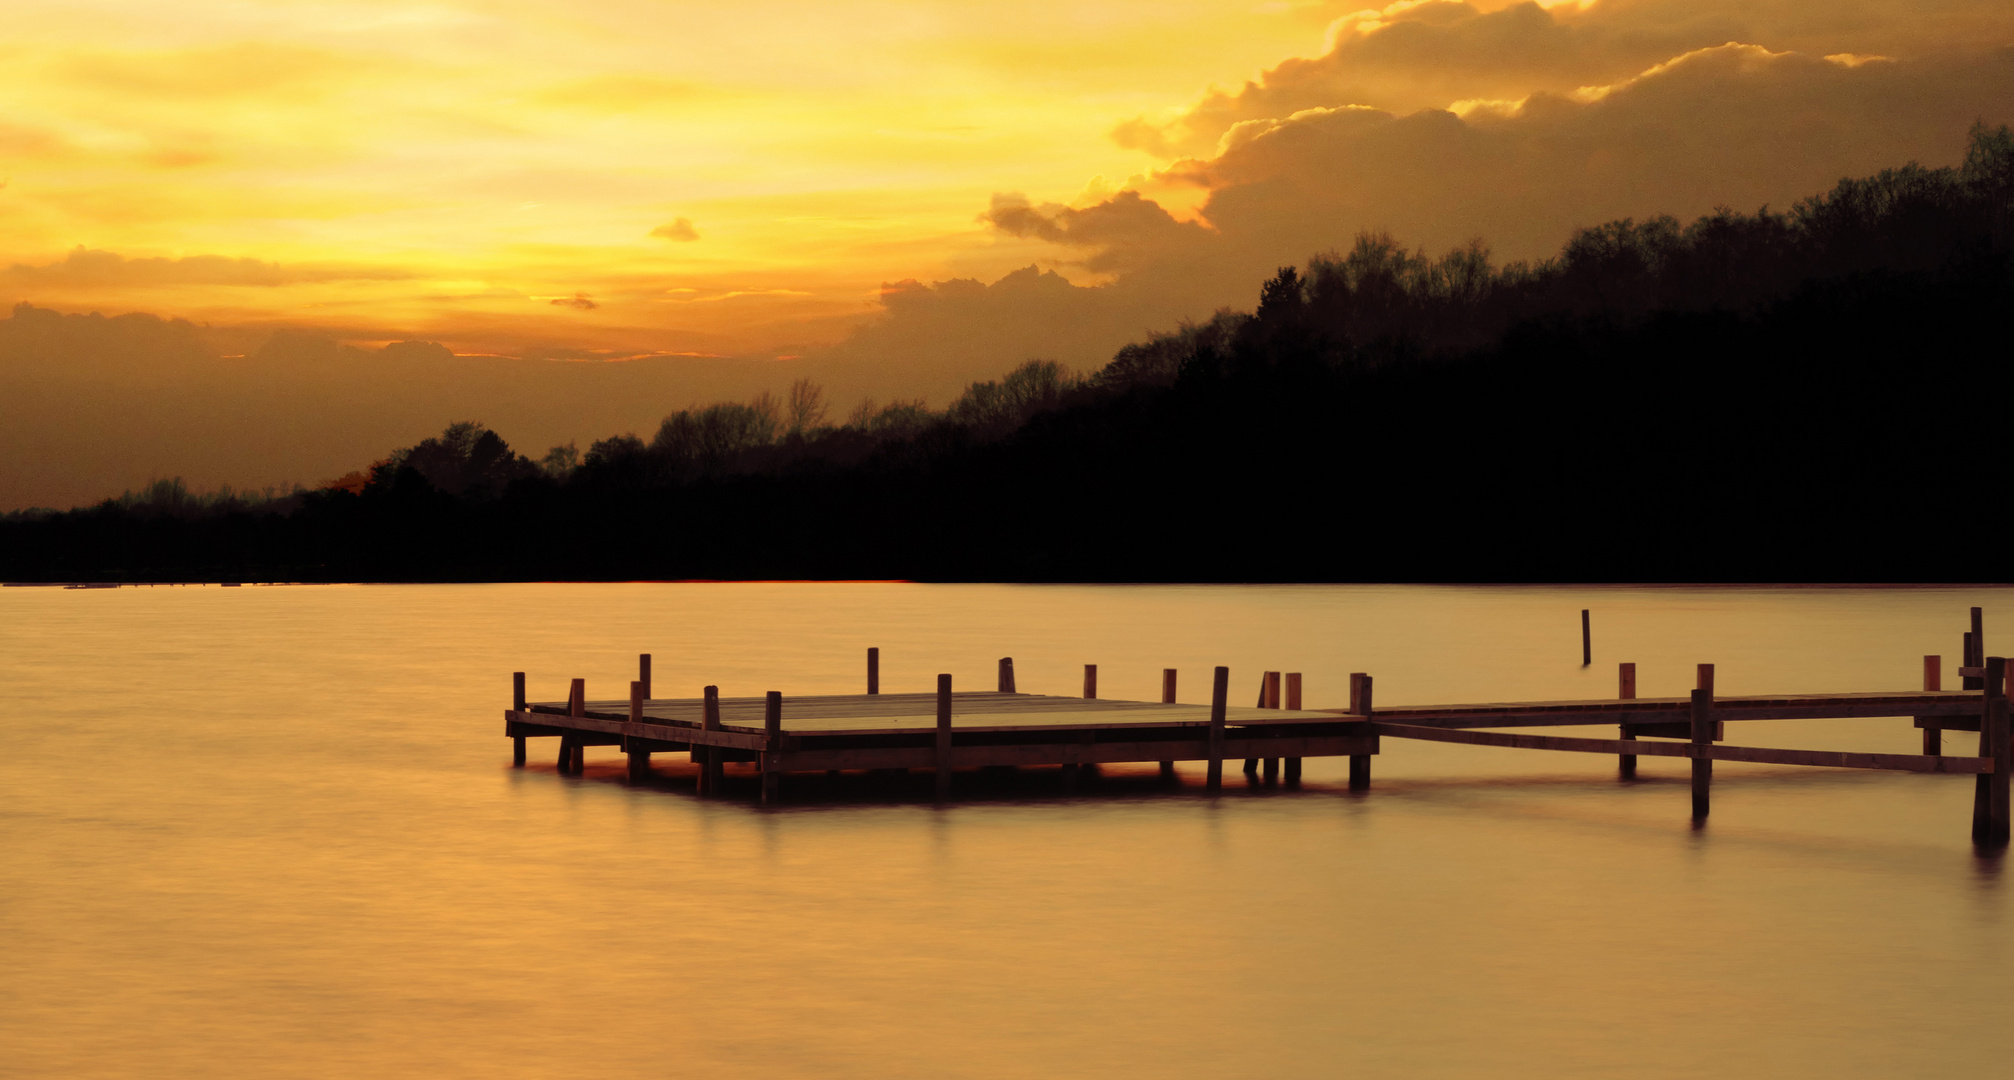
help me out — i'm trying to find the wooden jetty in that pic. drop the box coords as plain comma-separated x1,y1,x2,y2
503,609,2013,846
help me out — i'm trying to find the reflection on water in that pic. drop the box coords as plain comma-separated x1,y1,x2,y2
1,583,2008,1078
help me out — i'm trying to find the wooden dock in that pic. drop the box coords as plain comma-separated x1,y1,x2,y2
502,609,2014,846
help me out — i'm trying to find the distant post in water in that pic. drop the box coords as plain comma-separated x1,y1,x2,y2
1350,675,1374,791
512,672,527,767
867,648,880,695
1582,609,1592,666
762,691,783,805
627,680,650,782
1083,664,1097,699
1206,666,1228,792
935,674,954,801
638,654,652,700
1617,662,1638,779
998,657,1016,693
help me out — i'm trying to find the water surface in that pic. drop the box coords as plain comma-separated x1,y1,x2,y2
2,584,2006,1078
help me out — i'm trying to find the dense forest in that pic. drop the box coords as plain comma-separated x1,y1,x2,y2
5,124,2013,583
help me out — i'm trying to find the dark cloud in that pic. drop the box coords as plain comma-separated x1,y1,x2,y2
549,293,599,309
650,217,700,241
1,247,414,287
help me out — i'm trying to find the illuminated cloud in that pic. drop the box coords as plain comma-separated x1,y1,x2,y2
1115,0,2014,158
650,218,701,241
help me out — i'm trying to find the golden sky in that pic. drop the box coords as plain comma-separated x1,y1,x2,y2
0,0,1378,355
3,0,2011,362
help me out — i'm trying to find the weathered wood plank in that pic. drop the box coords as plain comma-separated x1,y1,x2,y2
1371,722,1993,773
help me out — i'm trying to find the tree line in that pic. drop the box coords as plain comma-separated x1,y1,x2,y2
5,123,2011,582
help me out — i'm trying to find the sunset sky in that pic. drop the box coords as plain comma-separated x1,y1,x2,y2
7,0,2009,362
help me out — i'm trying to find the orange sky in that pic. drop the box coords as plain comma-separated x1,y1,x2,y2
3,0,2012,360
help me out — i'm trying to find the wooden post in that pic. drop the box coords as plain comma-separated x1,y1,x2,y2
1990,660,2011,847
1350,675,1373,790
638,654,652,700
1261,671,1281,783
1285,673,1303,784
1083,664,1097,699
700,685,722,795
512,671,527,767
998,657,1015,693
1617,662,1638,779
1696,663,1715,698
1206,666,1228,792
867,648,880,695
936,674,953,800
1690,684,1713,820
1582,609,1591,666
1922,655,1942,756
627,680,651,782
1159,669,1178,779
1973,658,2007,844
762,691,783,805
560,677,586,774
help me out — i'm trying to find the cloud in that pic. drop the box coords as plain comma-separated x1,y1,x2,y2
823,40,2014,388
1115,0,2014,158
650,217,701,241
1,247,416,287
548,293,599,310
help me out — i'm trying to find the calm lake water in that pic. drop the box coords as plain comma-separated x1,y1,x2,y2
2,583,2008,1079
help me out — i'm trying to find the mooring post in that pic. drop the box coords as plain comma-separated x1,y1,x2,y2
998,657,1015,693
1284,672,1303,784
1990,659,2012,847
1618,662,1638,779
1206,666,1228,792
936,674,953,801
1159,669,1178,779
1964,609,1982,691
1350,675,1374,791
559,677,586,774
867,647,880,695
1973,658,2008,844
700,685,722,795
1083,664,1097,699
762,691,783,805
639,654,652,700
1582,609,1591,666
1691,672,1714,820
1261,671,1282,783
1921,655,1942,756
627,680,651,782
512,671,527,767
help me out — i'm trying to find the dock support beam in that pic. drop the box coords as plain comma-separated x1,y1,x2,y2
1206,666,1228,792
1349,673,1373,790
762,691,783,804
1083,664,1097,699
512,672,527,766
998,657,1015,693
1617,662,1638,779
867,648,879,695
1159,668,1177,779
562,678,586,774
935,674,953,801
627,680,651,782
638,654,652,700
